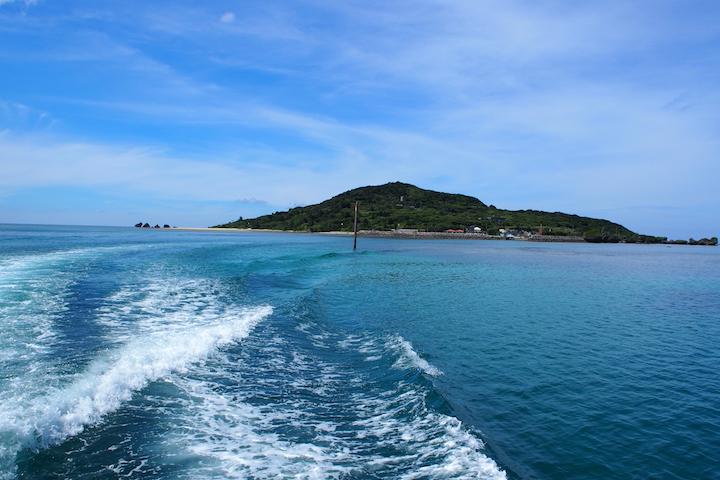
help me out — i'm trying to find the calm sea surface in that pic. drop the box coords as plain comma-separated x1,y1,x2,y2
0,224,718,479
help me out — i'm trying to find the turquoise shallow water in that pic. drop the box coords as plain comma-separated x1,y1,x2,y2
0,224,718,479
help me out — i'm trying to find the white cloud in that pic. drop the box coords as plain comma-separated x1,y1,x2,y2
0,132,358,206
219,11,235,24
0,0,37,6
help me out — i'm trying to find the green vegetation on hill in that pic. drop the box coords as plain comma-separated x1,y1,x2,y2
216,182,663,242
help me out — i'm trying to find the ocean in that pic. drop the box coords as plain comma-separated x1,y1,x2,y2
0,224,718,479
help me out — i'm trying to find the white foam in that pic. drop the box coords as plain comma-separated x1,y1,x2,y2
0,249,109,416
0,244,158,364
391,335,444,377
169,378,352,479
0,302,271,476
347,384,506,479
173,381,506,480
94,278,230,342
0,245,152,282
163,328,504,480
0,251,79,360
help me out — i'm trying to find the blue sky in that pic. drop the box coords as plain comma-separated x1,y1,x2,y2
0,0,718,237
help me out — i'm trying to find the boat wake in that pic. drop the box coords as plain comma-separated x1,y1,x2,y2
0,271,272,479
1,255,504,479
155,318,507,479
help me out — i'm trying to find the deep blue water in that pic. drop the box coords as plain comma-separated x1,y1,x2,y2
1,224,718,479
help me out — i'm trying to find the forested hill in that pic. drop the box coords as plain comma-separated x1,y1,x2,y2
216,182,662,242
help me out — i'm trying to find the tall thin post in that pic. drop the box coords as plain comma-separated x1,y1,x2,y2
353,201,359,251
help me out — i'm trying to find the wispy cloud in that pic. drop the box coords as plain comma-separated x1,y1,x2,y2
0,131,363,206
0,101,53,129
0,0,37,6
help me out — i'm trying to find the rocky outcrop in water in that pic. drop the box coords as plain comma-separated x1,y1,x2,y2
135,222,173,229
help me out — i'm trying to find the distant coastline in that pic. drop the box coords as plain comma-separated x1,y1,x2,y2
161,227,717,245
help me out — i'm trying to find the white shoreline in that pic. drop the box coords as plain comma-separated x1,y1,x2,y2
167,227,352,235
159,227,585,242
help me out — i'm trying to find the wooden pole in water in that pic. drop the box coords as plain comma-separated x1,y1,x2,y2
353,201,359,251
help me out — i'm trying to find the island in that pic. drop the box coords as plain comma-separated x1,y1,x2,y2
214,182,717,245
